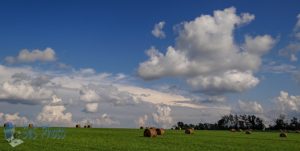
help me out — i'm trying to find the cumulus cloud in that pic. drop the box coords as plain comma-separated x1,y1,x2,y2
79,84,140,106
80,88,100,102
237,100,264,114
136,115,148,127
139,7,275,94
81,114,120,127
151,21,166,39
0,80,53,105
152,105,173,128
5,48,56,64
0,112,29,126
279,13,300,62
84,103,99,113
36,95,73,126
276,91,300,112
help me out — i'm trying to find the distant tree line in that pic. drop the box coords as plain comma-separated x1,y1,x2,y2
173,114,300,131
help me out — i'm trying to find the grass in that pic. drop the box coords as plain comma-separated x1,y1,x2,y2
0,128,300,151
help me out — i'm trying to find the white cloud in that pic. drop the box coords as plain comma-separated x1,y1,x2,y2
186,70,259,94
0,112,29,126
81,113,120,127
279,13,300,61
84,103,98,113
139,7,275,94
151,21,166,39
244,35,275,56
237,100,264,114
5,48,56,64
79,84,140,106
152,105,173,128
0,81,53,104
262,62,297,74
80,88,100,102
136,115,148,127
117,85,203,108
36,95,73,126
276,91,300,112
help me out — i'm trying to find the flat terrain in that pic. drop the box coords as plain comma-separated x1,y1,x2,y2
0,128,300,151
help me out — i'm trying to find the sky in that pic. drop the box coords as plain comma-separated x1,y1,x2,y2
0,0,300,128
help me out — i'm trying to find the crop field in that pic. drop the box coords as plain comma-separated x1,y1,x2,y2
1,128,300,151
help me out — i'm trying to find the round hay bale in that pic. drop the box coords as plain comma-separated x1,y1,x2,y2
140,126,144,129
28,124,34,128
84,125,87,128
185,128,194,134
76,124,81,128
144,128,157,137
156,128,165,135
87,125,91,128
245,131,251,134
280,132,287,138
230,129,236,132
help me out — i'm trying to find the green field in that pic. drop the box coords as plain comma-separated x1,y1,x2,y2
1,128,300,151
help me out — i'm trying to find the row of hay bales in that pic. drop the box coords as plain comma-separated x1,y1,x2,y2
75,124,92,128
229,128,294,137
143,127,194,138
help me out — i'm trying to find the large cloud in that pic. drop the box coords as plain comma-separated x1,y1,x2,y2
0,71,53,105
138,7,275,94
152,105,173,128
237,100,264,114
5,48,56,64
84,103,99,113
36,95,73,126
276,91,300,112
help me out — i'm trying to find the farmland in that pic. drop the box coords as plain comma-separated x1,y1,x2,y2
1,128,300,151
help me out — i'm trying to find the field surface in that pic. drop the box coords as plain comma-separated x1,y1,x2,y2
1,128,300,151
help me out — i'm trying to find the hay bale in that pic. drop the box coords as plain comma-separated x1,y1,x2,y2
185,128,194,134
280,132,287,138
230,129,236,132
245,130,251,134
140,126,144,129
87,125,91,128
28,124,34,128
76,124,81,128
84,125,87,128
144,128,157,137
156,128,165,135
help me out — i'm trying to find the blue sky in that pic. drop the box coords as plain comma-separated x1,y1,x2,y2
0,0,299,72
0,1,300,127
